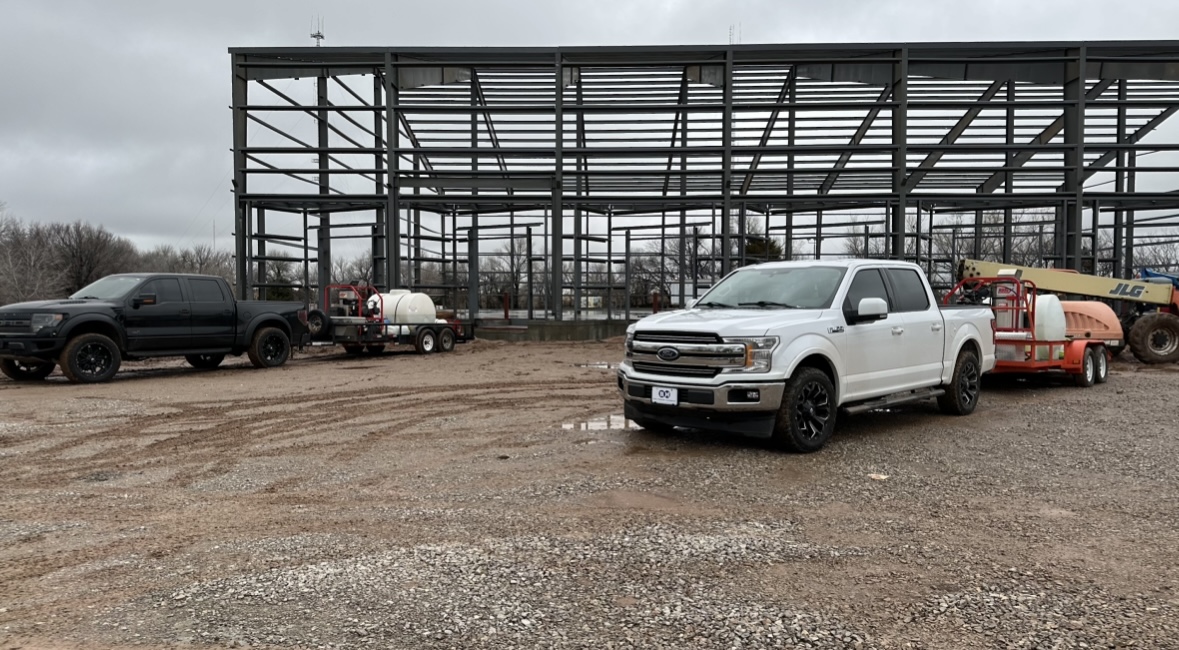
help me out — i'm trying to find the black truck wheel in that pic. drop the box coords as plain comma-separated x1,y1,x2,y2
414,328,437,354
59,333,122,384
438,327,456,353
185,354,225,370
938,348,981,415
0,359,56,381
1128,312,1179,364
247,327,291,369
771,367,837,453
307,310,331,341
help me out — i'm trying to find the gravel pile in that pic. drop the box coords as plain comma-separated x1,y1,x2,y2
103,521,877,649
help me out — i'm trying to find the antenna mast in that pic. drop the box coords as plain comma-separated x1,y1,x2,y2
310,16,325,46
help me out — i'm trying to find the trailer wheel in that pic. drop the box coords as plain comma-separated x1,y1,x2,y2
1074,348,1096,388
438,328,456,353
365,345,386,355
771,367,837,453
1093,345,1109,384
185,354,225,370
0,359,56,381
1128,312,1179,364
307,310,331,341
59,333,122,384
247,327,291,369
938,347,981,415
414,328,437,354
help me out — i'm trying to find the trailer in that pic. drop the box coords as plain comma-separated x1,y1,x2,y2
945,276,1115,387
306,284,474,355
958,259,1179,364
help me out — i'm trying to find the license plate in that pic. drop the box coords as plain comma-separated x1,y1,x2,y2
651,386,678,406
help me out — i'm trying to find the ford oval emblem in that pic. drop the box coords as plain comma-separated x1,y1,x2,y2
656,347,680,362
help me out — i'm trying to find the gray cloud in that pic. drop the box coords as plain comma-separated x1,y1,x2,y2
2,0,1177,251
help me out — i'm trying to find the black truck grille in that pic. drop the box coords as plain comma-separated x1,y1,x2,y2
634,331,721,345
0,313,31,333
632,362,720,378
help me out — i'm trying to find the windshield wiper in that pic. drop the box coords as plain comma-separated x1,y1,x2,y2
738,301,802,309
696,300,736,309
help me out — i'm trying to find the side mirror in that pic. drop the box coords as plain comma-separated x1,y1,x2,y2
848,297,888,324
132,293,157,308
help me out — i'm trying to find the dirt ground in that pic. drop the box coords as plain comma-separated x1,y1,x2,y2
1,340,1178,650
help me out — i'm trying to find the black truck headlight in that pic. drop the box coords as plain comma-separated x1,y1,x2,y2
30,313,64,332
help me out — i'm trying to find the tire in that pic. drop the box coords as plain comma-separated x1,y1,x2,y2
1128,312,1179,364
58,333,122,384
938,348,981,415
184,354,225,370
1074,347,1096,388
343,344,364,355
414,328,437,355
247,327,291,369
438,328,456,353
365,345,385,355
633,417,676,435
771,367,837,453
0,359,55,381
307,310,331,341
1093,345,1110,384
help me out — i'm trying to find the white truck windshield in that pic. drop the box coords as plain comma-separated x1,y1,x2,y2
697,266,847,310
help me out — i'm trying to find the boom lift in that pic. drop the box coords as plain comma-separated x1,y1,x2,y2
958,259,1179,364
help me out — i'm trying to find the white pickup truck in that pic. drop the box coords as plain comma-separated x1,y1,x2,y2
619,259,996,452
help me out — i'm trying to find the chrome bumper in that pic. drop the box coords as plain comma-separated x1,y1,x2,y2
616,370,785,412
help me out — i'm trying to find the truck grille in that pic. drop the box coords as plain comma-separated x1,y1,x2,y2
629,330,744,378
0,312,31,333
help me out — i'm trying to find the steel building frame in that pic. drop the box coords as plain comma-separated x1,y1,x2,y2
229,41,1179,319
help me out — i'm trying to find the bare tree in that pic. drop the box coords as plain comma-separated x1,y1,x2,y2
0,210,61,304
48,221,138,295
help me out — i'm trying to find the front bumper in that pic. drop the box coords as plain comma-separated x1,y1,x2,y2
617,370,785,438
0,335,65,361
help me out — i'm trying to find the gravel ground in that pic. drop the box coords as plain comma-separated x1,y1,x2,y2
1,340,1177,649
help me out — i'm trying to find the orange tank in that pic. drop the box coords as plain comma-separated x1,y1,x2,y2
1060,300,1123,342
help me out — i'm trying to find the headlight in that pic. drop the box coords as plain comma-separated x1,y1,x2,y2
31,313,65,332
624,329,635,357
721,336,779,373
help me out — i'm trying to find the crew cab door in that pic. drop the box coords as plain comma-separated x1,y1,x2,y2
124,278,190,352
838,268,907,402
184,278,236,349
883,267,945,389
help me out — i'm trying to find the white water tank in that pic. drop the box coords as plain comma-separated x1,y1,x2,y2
1034,294,1066,341
365,291,437,324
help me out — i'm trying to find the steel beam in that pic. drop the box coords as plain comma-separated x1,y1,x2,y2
820,84,893,195
740,67,797,196
890,48,908,258
906,80,1004,189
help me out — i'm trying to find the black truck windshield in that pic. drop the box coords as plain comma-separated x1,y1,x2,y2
697,266,846,310
70,276,145,301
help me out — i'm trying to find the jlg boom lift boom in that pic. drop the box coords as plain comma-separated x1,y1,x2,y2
958,259,1179,365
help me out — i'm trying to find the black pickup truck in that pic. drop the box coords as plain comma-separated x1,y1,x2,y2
0,273,308,384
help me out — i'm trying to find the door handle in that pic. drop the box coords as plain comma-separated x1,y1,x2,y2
931,323,944,332
891,326,904,336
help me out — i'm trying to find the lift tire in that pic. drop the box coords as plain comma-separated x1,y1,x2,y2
1074,348,1097,388
1128,312,1179,364
307,310,332,341
0,359,56,381
414,328,437,355
59,333,122,384
1093,345,1110,384
438,328,456,353
247,327,291,369
938,348,982,416
185,354,225,370
771,367,837,453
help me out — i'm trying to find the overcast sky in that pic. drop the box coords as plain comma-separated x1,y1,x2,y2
2,0,1177,253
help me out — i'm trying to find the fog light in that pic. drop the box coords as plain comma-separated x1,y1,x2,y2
728,388,760,403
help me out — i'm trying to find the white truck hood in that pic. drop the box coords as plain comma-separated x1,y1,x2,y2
634,308,826,337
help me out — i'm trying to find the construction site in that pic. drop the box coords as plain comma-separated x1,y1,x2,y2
229,41,1179,330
